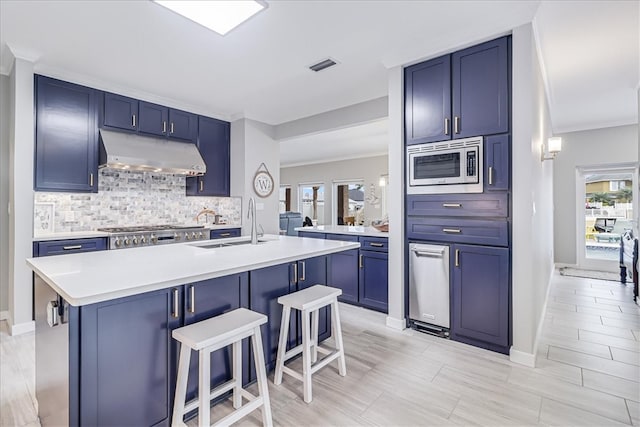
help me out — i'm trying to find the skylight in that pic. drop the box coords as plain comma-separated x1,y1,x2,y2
153,1,267,36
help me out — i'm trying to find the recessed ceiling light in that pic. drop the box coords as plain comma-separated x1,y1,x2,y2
153,1,267,36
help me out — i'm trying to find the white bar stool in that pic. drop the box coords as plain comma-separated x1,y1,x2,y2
273,285,346,403
172,308,273,427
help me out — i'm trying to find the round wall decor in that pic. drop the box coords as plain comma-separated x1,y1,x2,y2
253,163,274,198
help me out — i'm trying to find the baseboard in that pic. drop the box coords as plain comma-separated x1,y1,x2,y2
510,348,536,367
10,320,35,336
0,310,8,321
529,264,555,364
385,316,406,330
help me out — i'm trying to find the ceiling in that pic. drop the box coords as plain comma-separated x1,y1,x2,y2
1,1,638,165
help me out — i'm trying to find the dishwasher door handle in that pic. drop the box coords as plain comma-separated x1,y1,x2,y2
411,250,445,258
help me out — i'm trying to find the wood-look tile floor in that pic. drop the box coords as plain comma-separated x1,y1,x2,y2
2,272,639,426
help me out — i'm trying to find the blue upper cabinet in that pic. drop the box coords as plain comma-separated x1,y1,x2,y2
35,75,98,192
138,101,168,137
451,36,510,139
485,134,510,191
404,36,510,145
168,108,198,142
103,92,138,131
404,55,451,145
186,116,230,196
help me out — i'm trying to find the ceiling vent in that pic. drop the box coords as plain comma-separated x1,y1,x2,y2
309,58,338,72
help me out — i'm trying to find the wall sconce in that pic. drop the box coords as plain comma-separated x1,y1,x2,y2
542,137,562,161
378,174,388,187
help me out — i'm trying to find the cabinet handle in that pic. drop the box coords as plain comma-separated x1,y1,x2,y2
300,261,306,281
442,228,461,234
442,203,462,208
219,233,231,237
488,166,494,185
359,254,363,268
89,173,94,187
171,288,179,318
170,122,174,134
444,118,450,135
188,285,195,313
163,121,167,133
132,114,136,128
293,263,298,283
199,180,204,192
455,249,460,267
62,245,82,250
454,116,460,134
369,242,384,247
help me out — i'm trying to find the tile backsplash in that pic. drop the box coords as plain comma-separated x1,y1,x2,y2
34,169,242,233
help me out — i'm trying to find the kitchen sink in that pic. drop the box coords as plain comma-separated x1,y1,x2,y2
194,239,267,249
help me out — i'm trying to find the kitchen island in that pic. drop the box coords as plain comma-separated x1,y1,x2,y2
26,235,359,427
295,224,389,237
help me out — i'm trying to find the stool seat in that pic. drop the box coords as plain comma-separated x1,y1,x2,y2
172,308,272,427
172,308,266,351
277,284,342,311
274,284,346,403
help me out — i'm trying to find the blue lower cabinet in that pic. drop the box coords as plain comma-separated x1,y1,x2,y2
182,274,247,406
209,228,241,239
33,238,107,257
298,231,325,239
248,264,297,380
295,256,330,342
328,249,359,304
359,250,389,313
451,244,510,353
78,287,182,426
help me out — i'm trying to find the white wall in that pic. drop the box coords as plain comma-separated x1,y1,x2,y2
510,23,555,366
280,155,388,225
0,74,9,315
7,56,35,334
230,118,280,235
553,124,639,265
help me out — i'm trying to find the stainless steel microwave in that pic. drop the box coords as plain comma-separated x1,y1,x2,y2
406,136,483,194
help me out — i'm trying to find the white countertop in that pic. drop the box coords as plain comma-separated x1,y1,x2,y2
32,225,241,242
295,225,389,238
26,234,359,306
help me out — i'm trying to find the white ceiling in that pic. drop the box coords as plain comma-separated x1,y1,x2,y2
1,1,638,166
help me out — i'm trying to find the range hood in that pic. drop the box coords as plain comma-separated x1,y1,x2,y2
98,129,206,176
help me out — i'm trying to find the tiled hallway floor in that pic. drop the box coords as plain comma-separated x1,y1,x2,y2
1,271,639,426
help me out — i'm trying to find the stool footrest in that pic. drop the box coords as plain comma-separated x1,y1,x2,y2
183,378,237,414
310,350,340,374
213,395,264,427
282,366,304,382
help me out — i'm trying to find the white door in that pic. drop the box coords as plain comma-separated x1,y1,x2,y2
576,164,638,272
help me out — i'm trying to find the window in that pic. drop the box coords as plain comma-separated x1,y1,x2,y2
333,181,364,225
279,186,291,213
299,184,324,225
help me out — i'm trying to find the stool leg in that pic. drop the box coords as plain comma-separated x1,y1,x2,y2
331,301,347,376
251,326,273,427
301,309,313,403
311,309,319,363
172,343,191,426
274,306,291,385
232,340,242,409
199,349,211,427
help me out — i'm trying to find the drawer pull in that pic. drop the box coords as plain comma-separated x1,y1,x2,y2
442,228,461,234
219,233,231,237
62,245,82,250
369,242,384,247
442,203,462,208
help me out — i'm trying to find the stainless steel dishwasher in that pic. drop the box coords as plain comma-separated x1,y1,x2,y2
409,243,450,337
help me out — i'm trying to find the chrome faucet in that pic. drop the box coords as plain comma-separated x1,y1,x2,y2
247,197,258,244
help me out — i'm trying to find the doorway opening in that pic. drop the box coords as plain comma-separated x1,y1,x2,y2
279,185,291,213
576,164,638,272
299,184,325,225
333,181,364,225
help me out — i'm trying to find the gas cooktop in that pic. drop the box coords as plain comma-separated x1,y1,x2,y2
97,225,208,249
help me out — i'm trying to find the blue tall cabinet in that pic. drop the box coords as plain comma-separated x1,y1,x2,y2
404,35,512,354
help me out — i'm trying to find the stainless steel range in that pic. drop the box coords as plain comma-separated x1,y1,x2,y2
97,225,209,249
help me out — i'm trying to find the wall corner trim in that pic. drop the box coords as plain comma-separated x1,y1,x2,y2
509,348,536,368
385,316,406,330
9,320,35,336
